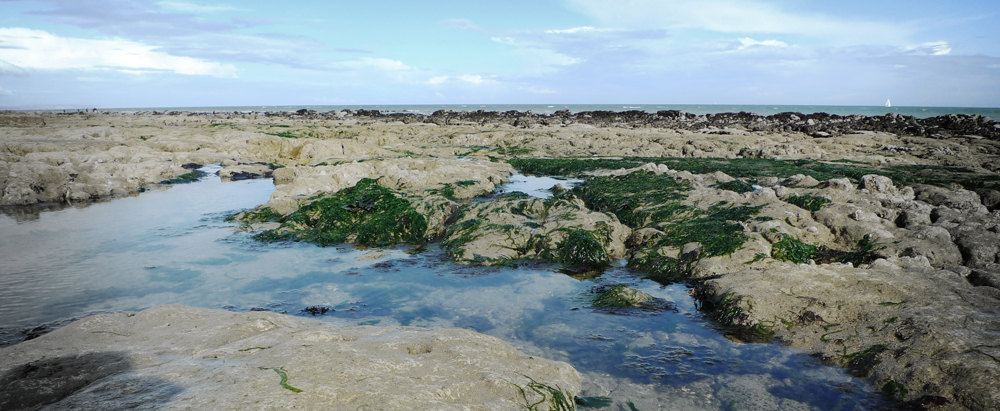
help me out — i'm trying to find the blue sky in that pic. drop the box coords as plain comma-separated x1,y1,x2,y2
0,0,997,108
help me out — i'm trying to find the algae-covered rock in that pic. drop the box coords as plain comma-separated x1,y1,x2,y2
441,193,630,265
0,305,581,411
248,178,434,247
591,284,653,307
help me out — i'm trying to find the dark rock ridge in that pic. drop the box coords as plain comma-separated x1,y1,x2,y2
268,109,998,140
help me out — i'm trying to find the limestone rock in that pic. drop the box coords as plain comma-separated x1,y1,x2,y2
701,264,1000,410
0,305,580,411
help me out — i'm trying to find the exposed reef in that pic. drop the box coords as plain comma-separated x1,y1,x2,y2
3,109,1000,410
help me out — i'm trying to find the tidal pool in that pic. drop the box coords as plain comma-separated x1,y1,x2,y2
0,169,892,410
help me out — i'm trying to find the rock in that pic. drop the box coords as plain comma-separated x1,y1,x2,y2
859,174,896,194
892,226,963,268
822,178,855,192
913,185,988,214
977,189,1000,211
968,269,1000,289
701,264,1000,410
0,305,581,411
591,285,653,307
442,194,630,265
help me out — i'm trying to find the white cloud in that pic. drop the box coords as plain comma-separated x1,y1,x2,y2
907,41,951,56
427,75,449,85
0,86,12,96
544,27,597,34
737,38,788,49
425,74,498,86
330,57,411,72
156,2,243,13
565,0,910,45
0,28,237,77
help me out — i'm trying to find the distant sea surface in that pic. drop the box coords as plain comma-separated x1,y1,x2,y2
51,104,1000,120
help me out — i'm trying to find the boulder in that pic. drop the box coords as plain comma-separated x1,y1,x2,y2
0,305,580,411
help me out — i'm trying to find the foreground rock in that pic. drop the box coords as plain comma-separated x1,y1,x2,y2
0,305,580,411
700,261,1000,411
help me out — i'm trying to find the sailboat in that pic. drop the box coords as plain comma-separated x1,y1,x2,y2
885,99,891,108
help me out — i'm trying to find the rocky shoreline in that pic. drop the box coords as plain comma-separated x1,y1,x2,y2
2,109,1000,410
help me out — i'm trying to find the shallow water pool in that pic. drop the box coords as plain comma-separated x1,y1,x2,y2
0,170,892,410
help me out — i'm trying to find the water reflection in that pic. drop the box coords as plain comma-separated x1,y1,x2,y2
0,172,892,410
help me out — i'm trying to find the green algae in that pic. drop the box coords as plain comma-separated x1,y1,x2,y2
881,381,908,400
591,284,653,307
510,158,642,176
227,207,283,224
771,234,818,264
556,229,610,271
713,179,755,194
574,171,691,228
785,194,831,212
252,178,428,247
575,396,613,408
260,367,303,393
512,376,575,411
159,171,203,184
508,156,1000,190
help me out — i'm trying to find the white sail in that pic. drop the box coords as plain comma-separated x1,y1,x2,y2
885,99,891,107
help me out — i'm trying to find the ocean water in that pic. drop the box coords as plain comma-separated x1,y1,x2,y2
90,104,1000,119
0,167,895,410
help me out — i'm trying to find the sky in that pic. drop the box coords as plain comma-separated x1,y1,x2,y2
0,0,998,108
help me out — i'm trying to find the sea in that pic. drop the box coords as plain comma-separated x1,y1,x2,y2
46,104,1000,120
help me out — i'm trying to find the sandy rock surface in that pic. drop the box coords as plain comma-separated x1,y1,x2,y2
0,305,581,411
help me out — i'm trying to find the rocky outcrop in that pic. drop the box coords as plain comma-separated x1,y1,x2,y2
0,305,581,411
442,193,631,266
700,261,1000,411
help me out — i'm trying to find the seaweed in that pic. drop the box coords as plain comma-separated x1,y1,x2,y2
575,396,613,408
259,367,303,393
159,170,205,184
227,207,282,223
510,158,642,176
771,234,818,264
881,381,908,400
713,180,755,194
785,194,831,212
511,376,575,411
591,284,652,307
574,171,691,228
251,178,428,247
556,229,611,271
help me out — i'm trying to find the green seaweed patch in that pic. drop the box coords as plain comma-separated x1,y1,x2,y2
771,234,818,264
253,178,428,247
881,381,908,400
574,171,692,228
702,292,774,343
511,376,575,411
260,367,303,393
622,157,1000,191
556,229,611,271
713,180,755,194
159,170,205,184
265,131,300,138
510,158,643,176
629,253,690,283
844,344,890,376
575,396,614,408
785,194,831,212
591,284,653,307
656,202,764,259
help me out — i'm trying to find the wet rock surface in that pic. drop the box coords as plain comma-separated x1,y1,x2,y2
0,305,581,411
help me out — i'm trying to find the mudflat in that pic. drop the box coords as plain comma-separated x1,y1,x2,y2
2,109,1000,410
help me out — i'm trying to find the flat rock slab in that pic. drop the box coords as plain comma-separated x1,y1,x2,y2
0,305,580,410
